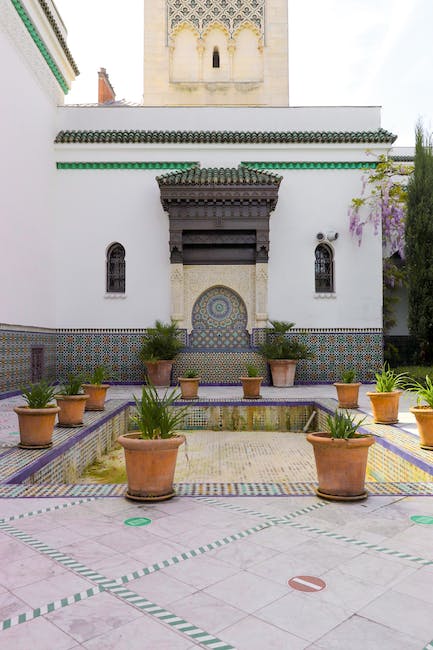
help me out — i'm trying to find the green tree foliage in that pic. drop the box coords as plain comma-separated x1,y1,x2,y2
406,124,433,362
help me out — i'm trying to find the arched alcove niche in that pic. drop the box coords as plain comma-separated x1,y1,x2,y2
170,23,200,82
189,285,250,348
232,24,263,82
203,24,230,82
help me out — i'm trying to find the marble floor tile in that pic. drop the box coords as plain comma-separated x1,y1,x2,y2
359,589,433,641
129,570,196,606
168,591,246,634
337,550,417,586
204,569,288,613
162,554,239,590
309,567,388,612
0,553,65,590
207,538,280,569
82,613,193,649
0,590,31,620
12,570,94,608
313,614,423,650
256,591,351,642
0,616,79,650
221,615,309,650
393,565,433,604
46,591,141,644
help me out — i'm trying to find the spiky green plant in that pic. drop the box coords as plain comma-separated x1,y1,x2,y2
408,375,433,408
86,366,110,385
259,320,314,361
326,410,367,439
58,374,85,396
139,320,184,362
21,380,57,409
374,364,407,392
131,384,188,439
183,369,199,379
246,365,260,377
341,369,356,383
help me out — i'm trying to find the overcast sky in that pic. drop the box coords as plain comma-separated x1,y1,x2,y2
55,0,433,145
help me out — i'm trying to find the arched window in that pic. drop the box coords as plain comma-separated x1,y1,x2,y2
106,243,125,293
212,47,220,68
315,244,334,293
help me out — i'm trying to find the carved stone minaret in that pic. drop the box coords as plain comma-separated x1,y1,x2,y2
143,0,289,106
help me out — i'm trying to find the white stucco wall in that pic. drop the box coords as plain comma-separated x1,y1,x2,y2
54,170,171,327
0,11,58,328
57,105,382,134
54,104,389,329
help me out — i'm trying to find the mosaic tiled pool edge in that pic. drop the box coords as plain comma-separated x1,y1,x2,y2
0,400,129,485
0,481,432,498
0,396,432,497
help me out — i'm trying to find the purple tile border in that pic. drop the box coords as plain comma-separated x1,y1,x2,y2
5,402,129,484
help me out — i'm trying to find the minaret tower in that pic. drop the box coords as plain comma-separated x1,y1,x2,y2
143,0,289,106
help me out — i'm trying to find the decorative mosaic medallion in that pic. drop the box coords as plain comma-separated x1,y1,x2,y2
190,286,250,349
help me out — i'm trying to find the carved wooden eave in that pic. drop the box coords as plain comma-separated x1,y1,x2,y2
157,167,282,265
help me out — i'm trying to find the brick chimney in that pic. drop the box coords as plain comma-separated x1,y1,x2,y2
98,68,116,104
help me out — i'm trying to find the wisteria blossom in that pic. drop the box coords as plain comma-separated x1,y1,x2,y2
348,153,412,258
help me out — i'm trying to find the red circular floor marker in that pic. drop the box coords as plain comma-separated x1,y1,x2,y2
288,575,326,592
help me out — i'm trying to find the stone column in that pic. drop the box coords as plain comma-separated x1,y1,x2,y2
255,263,268,328
170,264,184,326
197,39,205,81
227,39,236,80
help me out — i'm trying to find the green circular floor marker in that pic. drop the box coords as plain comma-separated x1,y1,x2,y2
411,515,433,525
124,517,152,527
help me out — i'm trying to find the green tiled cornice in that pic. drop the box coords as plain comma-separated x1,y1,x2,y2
10,0,69,93
54,128,397,145
243,161,378,170
56,162,199,170
157,166,282,186
38,0,79,75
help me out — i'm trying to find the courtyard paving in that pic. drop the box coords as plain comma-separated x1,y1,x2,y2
0,384,432,648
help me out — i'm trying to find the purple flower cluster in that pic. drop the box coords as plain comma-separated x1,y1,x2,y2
348,155,412,259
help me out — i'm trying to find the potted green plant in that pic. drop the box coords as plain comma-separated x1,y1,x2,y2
408,375,433,450
240,364,263,399
82,366,110,411
55,374,89,427
118,384,188,501
259,320,313,387
307,410,374,501
366,364,407,424
14,381,60,449
139,320,184,387
178,369,200,400
333,369,361,409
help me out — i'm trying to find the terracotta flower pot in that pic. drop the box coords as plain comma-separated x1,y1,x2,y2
144,360,174,387
82,384,109,411
240,376,263,399
366,390,402,424
307,432,375,501
55,394,89,427
334,382,361,409
410,405,433,450
118,432,185,501
14,406,60,449
179,377,200,400
268,359,297,387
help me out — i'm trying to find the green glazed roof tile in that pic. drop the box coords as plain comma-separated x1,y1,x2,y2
54,128,397,145
156,166,282,186
38,0,79,74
